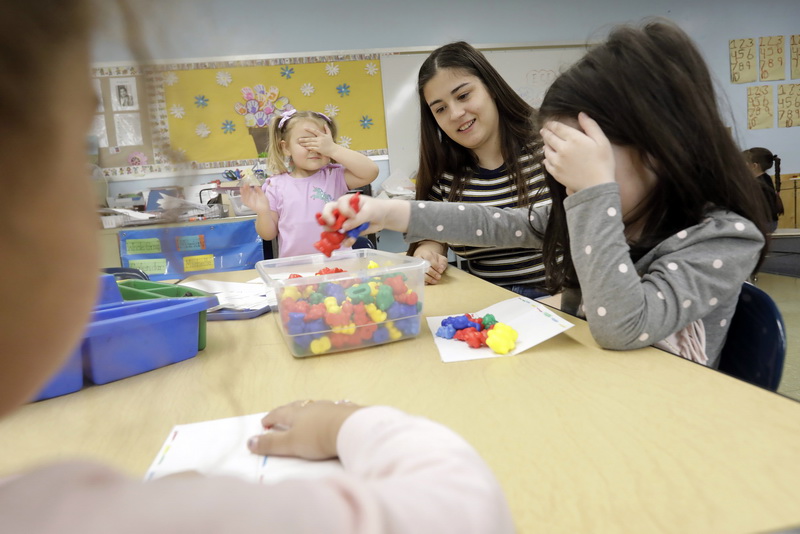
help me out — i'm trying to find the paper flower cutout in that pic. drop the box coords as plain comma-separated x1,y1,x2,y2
195,95,209,108
325,63,340,76
336,83,351,97
216,71,232,87
300,83,315,96
323,104,339,117
364,62,379,76
221,120,236,134
234,84,293,128
128,151,148,166
169,104,185,119
337,136,352,149
360,115,373,129
163,72,178,86
195,123,211,138
280,66,294,79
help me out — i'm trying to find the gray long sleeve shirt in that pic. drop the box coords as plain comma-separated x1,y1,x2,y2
406,183,765,367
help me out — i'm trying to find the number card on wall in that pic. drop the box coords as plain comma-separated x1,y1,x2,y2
778,84,800,128
730,38,757,84
792,35,800,79
759,36,786,82
747,85,774,129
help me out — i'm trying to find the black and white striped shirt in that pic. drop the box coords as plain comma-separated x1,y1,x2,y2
428,153,550,288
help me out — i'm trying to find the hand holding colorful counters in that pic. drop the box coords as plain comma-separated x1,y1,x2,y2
278,269,422,356
314,192,370,257
435,314,518,355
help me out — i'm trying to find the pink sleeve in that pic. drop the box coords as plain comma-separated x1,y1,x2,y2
264,177,281,214
325,164,351,199
0,407,514,534
333,406,516,533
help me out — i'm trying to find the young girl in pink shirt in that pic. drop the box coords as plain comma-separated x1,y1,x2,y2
240,110,379,257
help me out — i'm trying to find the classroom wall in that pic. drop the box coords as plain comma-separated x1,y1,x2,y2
95,0,800,190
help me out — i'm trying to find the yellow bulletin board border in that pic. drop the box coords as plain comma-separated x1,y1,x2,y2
92,52,388,179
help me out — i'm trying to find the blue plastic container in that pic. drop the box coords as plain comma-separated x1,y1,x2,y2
33,274,123,401
34,347,84,401
82,297,216,385
32,275,218,400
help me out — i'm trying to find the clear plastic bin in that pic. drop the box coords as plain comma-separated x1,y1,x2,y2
256,249,427,357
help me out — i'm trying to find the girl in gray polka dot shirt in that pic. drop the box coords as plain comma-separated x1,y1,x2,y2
323,20,770,368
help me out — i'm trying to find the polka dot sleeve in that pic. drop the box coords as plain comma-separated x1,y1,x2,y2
564,183,765,366
405,201,549,250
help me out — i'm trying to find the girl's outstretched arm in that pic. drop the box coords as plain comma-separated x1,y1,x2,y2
240,184,278,241
5,404,514,534
323,194,549,252
300,125,379,189
320,194,411,235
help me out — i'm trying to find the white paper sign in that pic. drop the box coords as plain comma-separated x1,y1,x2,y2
145,413,344,484
427,297,574,363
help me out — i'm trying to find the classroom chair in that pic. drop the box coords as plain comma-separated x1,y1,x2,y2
352,236,376,250
102,267,150,281
348,184,378,249
717,282,786,391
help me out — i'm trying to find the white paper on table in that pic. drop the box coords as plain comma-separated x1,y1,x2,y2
426,296,574,363
145,413,344,484
178,279,276,311
109,207,155,220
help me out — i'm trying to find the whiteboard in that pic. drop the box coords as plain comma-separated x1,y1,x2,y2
380,44,587,178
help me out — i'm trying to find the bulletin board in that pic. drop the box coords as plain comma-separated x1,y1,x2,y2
730,34,800,129
91,65,155,175
91,53,388,179
379,43,587,177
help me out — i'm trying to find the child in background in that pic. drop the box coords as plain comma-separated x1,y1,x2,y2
321,19,769,368
0,3,513,532
239,109,378,257
743,147,783,233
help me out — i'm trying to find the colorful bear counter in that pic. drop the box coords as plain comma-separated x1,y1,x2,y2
256,249,428,357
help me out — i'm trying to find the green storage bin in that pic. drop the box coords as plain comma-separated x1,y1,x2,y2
117,280,213,350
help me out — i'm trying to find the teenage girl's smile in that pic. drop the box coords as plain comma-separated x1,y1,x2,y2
423,68,501,167
457,118,476,132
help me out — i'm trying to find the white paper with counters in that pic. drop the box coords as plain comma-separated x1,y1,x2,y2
179,279,276,312
145,413,344,484
426,297,574,363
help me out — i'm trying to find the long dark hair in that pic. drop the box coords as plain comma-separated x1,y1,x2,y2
743,146,781,192
415,41,539,206
536,20,769,294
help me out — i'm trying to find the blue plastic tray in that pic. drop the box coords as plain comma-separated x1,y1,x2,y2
33,275,217,399
83,297,217,385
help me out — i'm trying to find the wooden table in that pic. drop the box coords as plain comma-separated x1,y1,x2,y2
2,266,800,533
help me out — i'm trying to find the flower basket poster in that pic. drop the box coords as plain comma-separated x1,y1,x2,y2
160,55,387,167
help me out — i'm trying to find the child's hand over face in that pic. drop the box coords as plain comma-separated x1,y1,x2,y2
541,112,615,193
299,124,338,158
